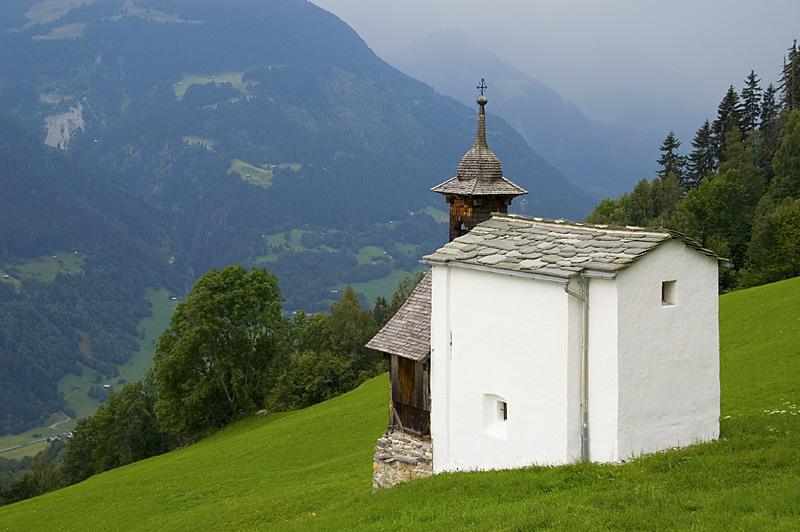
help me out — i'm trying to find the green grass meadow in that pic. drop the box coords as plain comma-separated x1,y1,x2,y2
2,278,798,530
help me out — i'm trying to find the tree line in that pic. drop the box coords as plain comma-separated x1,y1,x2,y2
0,265,422,506
587,40,800,290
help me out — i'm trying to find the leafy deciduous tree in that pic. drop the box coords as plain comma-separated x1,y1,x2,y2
327,286,380,378
741,197,800,286
153,265,289,439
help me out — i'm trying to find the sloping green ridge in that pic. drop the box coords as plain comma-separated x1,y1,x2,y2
2,278,800,530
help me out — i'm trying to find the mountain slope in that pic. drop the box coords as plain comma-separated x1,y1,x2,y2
0,0,597,314
386,29,659,199
2,277,798,530
0,115,181,434
0,0,594,231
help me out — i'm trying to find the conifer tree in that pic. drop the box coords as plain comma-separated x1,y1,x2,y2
781,40,800,110
713,86,743,159
761,83,781,132
656,131,687,182
740,70,762,133
761,83,783,155
687,120,715,189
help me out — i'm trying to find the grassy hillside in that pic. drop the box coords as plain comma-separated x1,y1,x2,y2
2,278,799,530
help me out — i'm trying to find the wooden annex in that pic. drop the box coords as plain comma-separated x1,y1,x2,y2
367,272,432,437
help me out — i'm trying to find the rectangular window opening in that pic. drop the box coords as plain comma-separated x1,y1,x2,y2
499,401,507,421
662,280,677,306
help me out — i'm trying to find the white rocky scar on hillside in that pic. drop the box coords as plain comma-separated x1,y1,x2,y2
44,103,85,150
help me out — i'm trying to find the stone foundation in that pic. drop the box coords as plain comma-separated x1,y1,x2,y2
372,428,432,490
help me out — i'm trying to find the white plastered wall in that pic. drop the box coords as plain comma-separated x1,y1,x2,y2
614,240,720,459
430,266,581,473
586,277,620,462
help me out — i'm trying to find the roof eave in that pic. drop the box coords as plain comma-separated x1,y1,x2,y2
421,258,573,284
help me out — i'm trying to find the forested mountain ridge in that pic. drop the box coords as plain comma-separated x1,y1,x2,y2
1,0,593,294
0,0,595,435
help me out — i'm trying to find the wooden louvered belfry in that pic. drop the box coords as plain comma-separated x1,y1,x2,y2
431,94,527,241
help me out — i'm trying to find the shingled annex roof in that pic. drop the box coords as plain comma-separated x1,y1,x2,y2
422,214,725,281
431,96,527,197
365,271,431,361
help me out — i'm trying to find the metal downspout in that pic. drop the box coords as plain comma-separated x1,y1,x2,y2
564,273,590,462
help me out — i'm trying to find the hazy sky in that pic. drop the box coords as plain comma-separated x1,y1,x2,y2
311,0,799,142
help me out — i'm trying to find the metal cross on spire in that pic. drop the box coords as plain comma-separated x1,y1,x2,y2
477,78,487,96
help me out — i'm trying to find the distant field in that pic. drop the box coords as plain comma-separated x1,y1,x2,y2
105,3,200,24
0,413,70,460
57,363,103,423
228,159,273,187
172,72,249,100
257,230,319,263
182,136,217,151
355,245,385,265
120,287,177,384
1,251,85,284
32,22,86,41
23,0,97,26
255,232,424,304
341,267,427,306
422,205,448,223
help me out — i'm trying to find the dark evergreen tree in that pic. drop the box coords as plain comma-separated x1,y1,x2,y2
781,40,800,110
740,70,762,133
372,296,390,327
761,83,783,156
713,86,743,160
656,131,687,182
761,83,781,132
687,120,715,189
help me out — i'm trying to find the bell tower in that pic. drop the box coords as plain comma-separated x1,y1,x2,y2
431,80,527,242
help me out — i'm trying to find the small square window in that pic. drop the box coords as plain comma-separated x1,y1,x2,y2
662,280,677,306
484,394,508,439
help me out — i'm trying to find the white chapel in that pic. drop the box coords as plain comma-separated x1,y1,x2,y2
368,91,723,489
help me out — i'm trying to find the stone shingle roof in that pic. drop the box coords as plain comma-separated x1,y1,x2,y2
431,96,527,197
422,214,722,279
365,271,431,361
